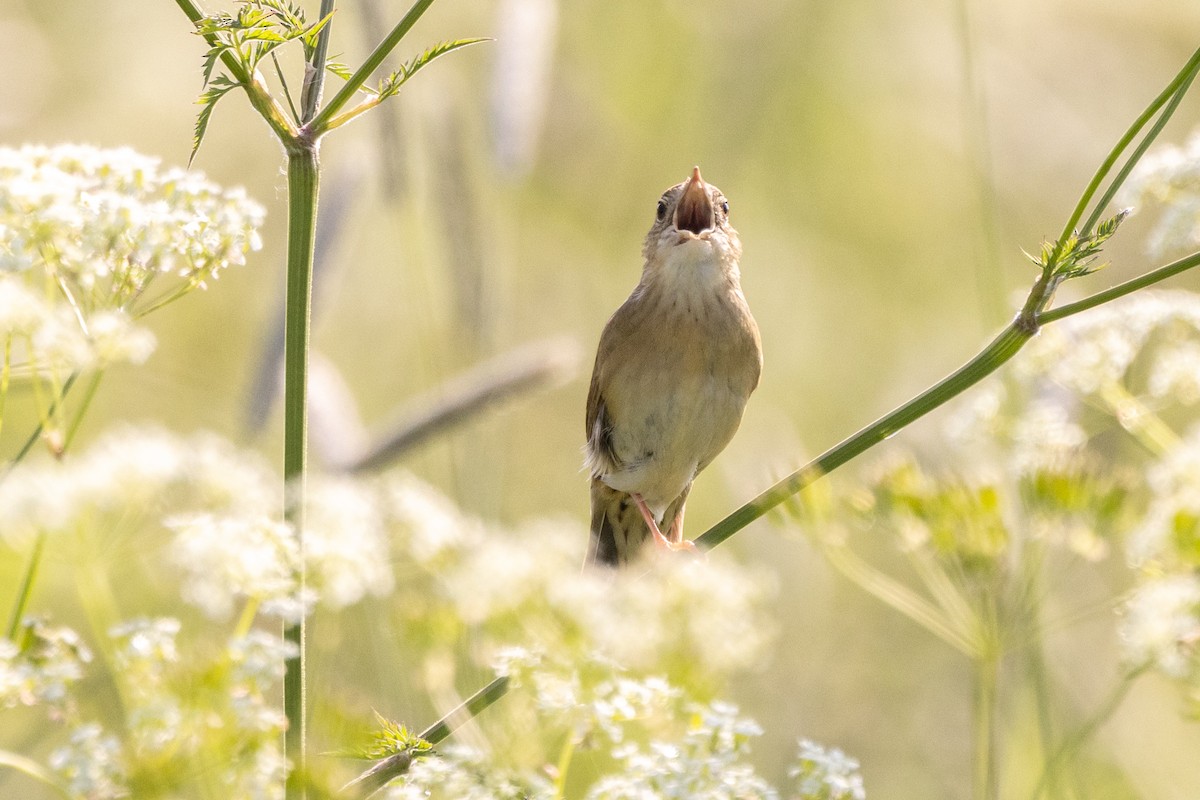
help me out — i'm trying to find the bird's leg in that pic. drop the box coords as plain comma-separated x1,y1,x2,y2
665,507,697,553
631,493,697,554
630,493,674,550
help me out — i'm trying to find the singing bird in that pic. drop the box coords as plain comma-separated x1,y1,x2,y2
584,167,762,566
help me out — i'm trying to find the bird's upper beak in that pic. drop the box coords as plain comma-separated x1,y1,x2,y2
674,166,715,236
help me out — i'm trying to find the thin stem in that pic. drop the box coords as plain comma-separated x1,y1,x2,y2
2,371,78,479
1050,46,1200,261
1029,665,1151,800
172,0,297,141
63,371,104,451
697,208,1200,554
822,543,976,654
695,325,1032,550
283,142,320,800
274,51,301,123
306,0,437,134
341,676,512,798
300,0,337,122
6,531,46,639
1082,67,1200,236
953,0,1005,326
552,734,577,800
0,749,75,799
1039,250,1200,324
973,649,1000,800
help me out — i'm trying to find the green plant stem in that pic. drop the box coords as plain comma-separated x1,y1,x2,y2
552,734,576,800
341,675,512,798
63,371,103,451
697,323,1031,551
5,531,46,639
172,0,297,141
300,0,337,122
1082,67,1199,236
0,749,75,799
1029,664,1152,800
283,141,320,800
974,649,1000,800
306,0,437,134
2,371,78,480
1052,45,1200,254
1039,250,1200,324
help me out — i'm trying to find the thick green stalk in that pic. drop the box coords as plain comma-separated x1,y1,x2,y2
283,140,320,800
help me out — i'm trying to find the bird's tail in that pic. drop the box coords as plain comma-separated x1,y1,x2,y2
586,479,689,568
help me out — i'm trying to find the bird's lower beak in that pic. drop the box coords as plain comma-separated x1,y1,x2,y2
674,166,715,236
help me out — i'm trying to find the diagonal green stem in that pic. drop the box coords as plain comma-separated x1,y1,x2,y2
697,46,1200,552
306,0,437,134
1040,250,1200,324
1051,45,1200,257
341,676,512,798
696,323,1032,550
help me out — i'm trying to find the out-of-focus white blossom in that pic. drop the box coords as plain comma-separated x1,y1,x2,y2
48,723,127,800
0,144,264,383
0,620,91,710
1119,130,1200,257
305,476,394,608
384,744,552,800
1128,426,1200,568
1119,574,1200,677
167,513,304,621
0,424,278,539
789,739,867,800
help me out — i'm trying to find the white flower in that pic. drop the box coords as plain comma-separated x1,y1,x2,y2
167,513,303,621
49,723,127,799
789,738,867,800
1119,574,1200,677
304,476,394,609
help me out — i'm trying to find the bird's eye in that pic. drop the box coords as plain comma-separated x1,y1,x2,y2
655,199,668,221
721,200,730,216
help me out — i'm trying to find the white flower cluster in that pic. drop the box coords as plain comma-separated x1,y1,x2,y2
0,619,91,710
1118,129,1200,257
789,739,867,800
1118,575,1200,678
403,649,866,800
0,143,263,301
0,144,264,382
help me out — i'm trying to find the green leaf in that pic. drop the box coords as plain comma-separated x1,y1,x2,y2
190,75,240,166
377,38,491,100
334,712,435,761
325,58,353,81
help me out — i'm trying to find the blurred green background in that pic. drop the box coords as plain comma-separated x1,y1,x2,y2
5,0,1200,796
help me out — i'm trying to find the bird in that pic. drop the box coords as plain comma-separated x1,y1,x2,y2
584,166,762,566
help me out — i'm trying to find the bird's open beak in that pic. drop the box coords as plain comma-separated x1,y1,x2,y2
674,166,715,236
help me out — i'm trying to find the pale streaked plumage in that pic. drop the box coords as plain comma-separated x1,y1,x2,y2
585,167,761,566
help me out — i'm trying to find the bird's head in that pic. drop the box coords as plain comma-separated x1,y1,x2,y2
642,166,741,270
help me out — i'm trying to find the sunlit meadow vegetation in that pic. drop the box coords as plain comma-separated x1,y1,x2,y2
4,2,1200,800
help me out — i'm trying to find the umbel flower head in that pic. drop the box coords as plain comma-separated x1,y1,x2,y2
0,144,264,381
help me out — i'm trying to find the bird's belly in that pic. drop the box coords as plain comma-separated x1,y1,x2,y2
602,370,746,519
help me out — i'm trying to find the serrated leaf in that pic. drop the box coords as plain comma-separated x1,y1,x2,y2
190,75,240,167
325,59,353,81
377,38,491,100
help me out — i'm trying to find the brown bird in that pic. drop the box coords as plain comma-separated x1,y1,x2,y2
584,167,762,566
